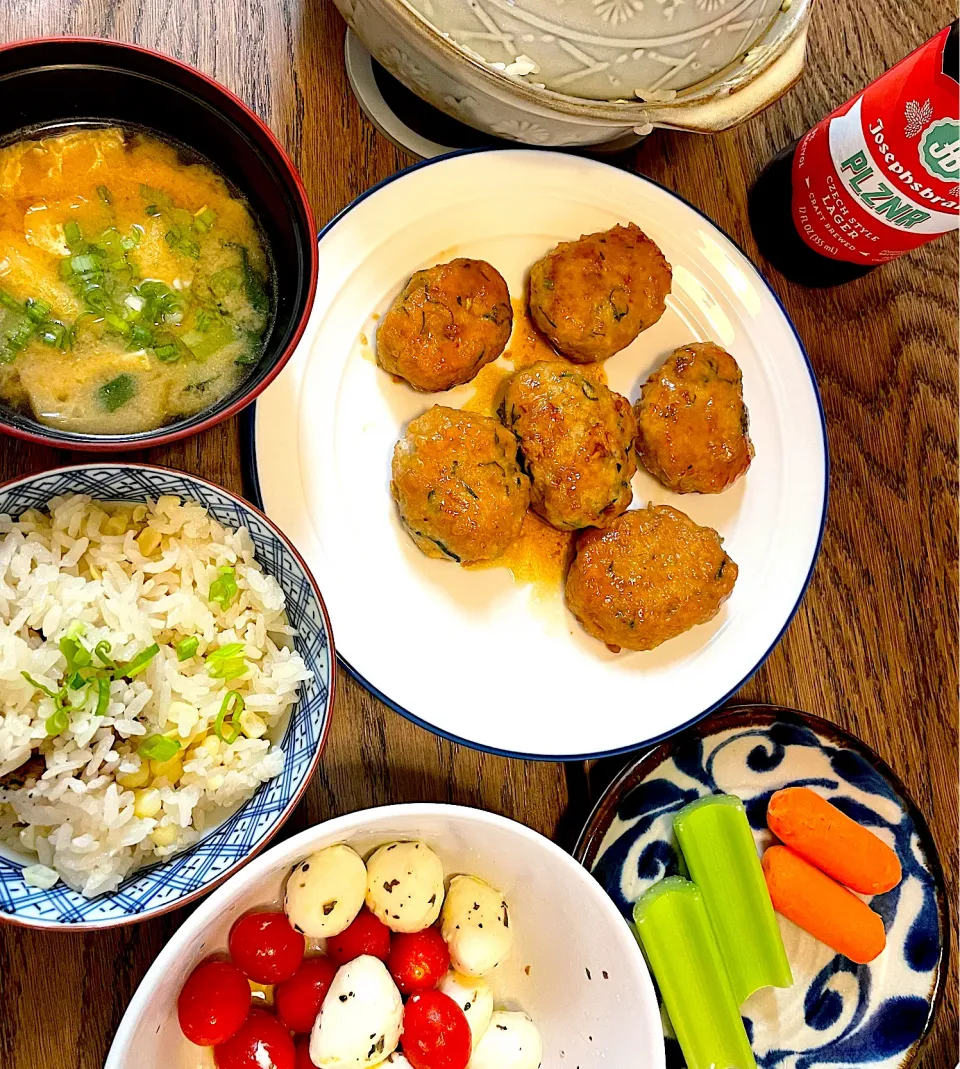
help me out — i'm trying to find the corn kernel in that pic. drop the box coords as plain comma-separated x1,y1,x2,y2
239,710,267,739
136,527,163,556
88,563,102,580
103,513,128,536
185,731,208,754
149,755,183,785
133,787,162,818
132,505,148,522
200,736,220,758
117,765,150,789
150,824,178,847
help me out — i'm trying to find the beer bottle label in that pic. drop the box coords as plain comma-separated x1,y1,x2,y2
791,24,959,265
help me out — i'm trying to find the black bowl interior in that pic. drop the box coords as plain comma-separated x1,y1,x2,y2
0,39,314,448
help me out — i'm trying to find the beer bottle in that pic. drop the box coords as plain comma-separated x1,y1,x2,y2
749,22,959,288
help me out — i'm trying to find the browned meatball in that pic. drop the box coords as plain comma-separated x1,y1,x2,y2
565,505,737,652
377,258,513,392
528,224,671,363
391,406,530,564
499,360,637,531
635,342,754,494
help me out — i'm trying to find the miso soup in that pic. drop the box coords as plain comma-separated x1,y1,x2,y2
0,126,272,434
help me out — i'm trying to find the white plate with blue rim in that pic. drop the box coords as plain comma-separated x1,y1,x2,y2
247,148,828,760
574,704,947,1069
0,464,334,929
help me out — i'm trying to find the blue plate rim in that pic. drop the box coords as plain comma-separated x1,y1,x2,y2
0,460,338,931
242,146,831,763
571,700,949,1066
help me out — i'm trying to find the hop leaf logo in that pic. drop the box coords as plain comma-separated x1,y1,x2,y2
905,98,934,138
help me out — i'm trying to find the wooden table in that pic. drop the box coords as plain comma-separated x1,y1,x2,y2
0,1,955,1065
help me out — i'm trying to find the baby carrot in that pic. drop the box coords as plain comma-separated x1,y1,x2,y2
762,845,886,964
767,787,901,895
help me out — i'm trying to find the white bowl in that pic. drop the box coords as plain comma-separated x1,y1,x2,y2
105,803,665,1068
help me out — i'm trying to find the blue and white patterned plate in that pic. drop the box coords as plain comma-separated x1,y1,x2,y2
0,464,335,929
575,705,947,1069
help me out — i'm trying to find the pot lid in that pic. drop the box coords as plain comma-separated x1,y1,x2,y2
404,0,789,101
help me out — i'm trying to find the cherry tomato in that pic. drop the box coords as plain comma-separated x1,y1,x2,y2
295,1037,316,1069
229,911,305,984
178,959,251,1046
402,991,471,1069
327,906,392,966
214,1007,296,1069
388,928,450,995
275,956,338,1034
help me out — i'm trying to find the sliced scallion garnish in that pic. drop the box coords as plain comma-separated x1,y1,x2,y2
175,636,199,661
214,691,244,745
138,734,181,761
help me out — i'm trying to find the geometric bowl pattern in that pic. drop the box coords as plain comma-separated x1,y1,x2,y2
0,463,334,929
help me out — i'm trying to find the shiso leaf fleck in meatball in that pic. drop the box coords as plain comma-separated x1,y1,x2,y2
635,342,754,494
391,405,530,564
565,504,737,652
499,360,637,531
376,258,513,392
528,224,671,363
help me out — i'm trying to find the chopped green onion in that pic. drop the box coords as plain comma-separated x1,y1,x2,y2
68,672,87,691
97,185,112,205
63,220,83,246
94,640,116,669
206,643,245,663
103,311,131,336
66,620,87,640
70,253,99,274
97,373,137,412
154,343,180,363
145,204,161,217
208,566,238,611
129,324,153,349
193,206,217,232
24,298,51,323
21,671,59,698
0,290,22,312
214,691,244,745
46,708,70,737
120,643,160,679
59,636,92,673
95,675,111,716
175,636,199,662
210,266,243,298
138,734,181,761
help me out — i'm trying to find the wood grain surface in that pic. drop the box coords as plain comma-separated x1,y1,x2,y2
0,1,956,1065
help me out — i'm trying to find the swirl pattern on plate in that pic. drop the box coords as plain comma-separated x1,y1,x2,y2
577,707,945,1069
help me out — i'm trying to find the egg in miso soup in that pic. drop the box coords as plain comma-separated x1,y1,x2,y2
0,126,272,434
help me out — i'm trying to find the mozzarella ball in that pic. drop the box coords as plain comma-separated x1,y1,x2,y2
438,971,493,1049
467,1011,542,1069
285,844,367,938
310,956,403,1068
441,875,513,976
365,841,445,933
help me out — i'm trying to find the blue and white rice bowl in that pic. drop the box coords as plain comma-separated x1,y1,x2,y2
575,705,946,1069
0,464,334,929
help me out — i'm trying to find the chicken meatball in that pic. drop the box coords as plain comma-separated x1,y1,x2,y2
377,258,513,392
565,505,737,652
391,406,530,564
636,342,754,494
528,224,671,363
499,361,637,530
